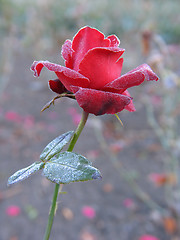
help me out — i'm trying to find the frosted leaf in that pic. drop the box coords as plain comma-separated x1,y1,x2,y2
40,131,74,161
43,151,101,184
8,162,44,185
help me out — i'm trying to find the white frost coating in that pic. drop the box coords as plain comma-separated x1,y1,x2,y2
8,162,44,185
40,131,74,161
43,151,101,184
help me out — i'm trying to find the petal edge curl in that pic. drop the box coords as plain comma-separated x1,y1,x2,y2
104,64,159,91
107,35,120,47
31,61,90,91
61,39,73,68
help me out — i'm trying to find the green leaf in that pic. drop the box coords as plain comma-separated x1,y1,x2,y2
40,131,74,161
7,162,44,186
43,151,102,184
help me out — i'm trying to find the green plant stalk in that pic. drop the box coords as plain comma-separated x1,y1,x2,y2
44,110,89,240
67,111,89,152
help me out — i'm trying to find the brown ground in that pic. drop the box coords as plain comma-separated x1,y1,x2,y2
0,53,173,240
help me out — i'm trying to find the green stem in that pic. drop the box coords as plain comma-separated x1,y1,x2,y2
44,184,62,240
67,111,89,152
44,110,89,240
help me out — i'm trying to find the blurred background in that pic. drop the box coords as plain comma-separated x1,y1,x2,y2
0,0,180,239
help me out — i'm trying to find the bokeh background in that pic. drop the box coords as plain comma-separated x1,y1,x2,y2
0,0,180,239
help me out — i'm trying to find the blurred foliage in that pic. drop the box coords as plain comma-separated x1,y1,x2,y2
0,0,179,94
0,0,180,51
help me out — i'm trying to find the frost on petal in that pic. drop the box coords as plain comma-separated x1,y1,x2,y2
31,61,45,77
104,63,159,91
31,61,90,91
127,64,159,81
107,35,120,47
61,39,73,68
71,26,110,71
79,47,124,89
104,70,145,91
71,87,131,116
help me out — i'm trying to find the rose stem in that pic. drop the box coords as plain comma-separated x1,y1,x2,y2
44,111,89,240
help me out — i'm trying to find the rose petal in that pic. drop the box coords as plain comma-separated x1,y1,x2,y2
128,64,159,81
71,26,110,71
123,90,136,112
31,61,90,91
104,70,144,91
5,111,23,123
49,79,68,94
71,87,131,115
79,47,124,89
61,39,73,68
107,35,120,47
6,205,21,217
81,206,96,219
123,198,135,209
139,235,160,240
104,64,159,91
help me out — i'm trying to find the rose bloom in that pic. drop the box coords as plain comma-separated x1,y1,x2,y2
31,26,158,115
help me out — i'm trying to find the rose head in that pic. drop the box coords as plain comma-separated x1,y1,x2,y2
31,26,158,116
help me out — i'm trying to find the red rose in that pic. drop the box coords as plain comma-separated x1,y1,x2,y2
31,26,158,115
